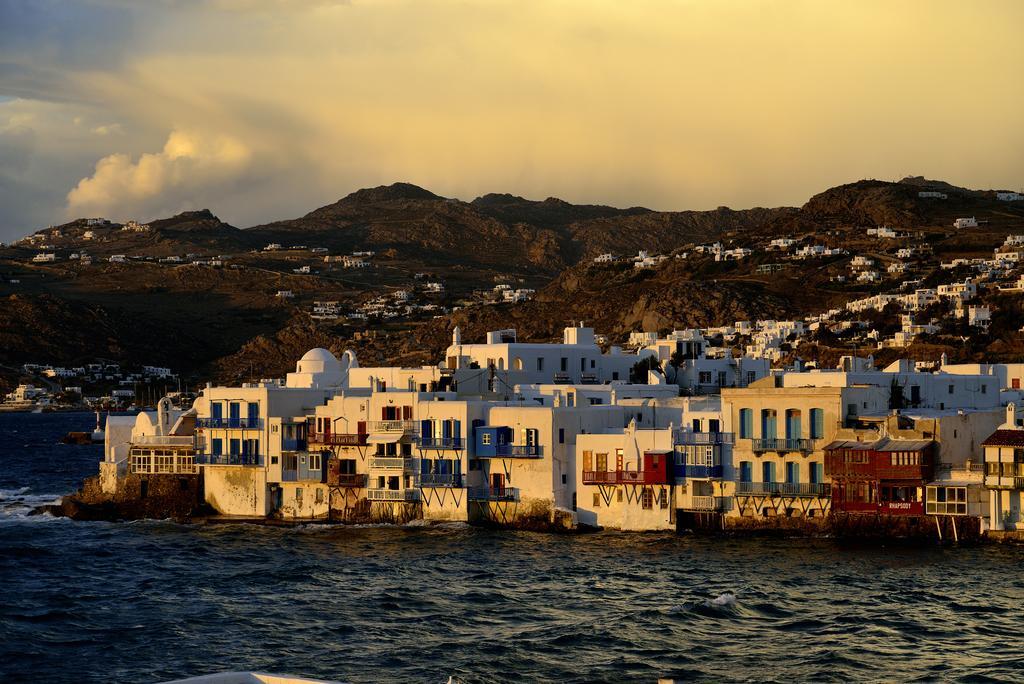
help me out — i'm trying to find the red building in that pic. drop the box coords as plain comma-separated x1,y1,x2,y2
825,438,935,515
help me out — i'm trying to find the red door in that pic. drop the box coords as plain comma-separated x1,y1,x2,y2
491,473,505,496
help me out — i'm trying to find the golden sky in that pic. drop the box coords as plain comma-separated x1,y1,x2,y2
0,0,1022,237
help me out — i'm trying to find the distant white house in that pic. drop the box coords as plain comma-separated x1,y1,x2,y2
593,253,615,263
109,254,127,263
996,192,1024,202
918,191,948,199
276,290,295,299
264,243,283,251
953,217,978,229
32,253,57,263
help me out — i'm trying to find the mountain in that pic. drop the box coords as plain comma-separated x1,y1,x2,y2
3,176,1024,391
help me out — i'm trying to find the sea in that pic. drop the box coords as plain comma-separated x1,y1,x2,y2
2,412,1024,683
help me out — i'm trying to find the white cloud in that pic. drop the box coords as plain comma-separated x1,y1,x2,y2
90,123,122,136
65,129,252,221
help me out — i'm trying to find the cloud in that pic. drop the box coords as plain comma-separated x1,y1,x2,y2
0,0,1023,240
65,129,252,221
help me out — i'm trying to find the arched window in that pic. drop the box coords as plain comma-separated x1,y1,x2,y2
513,357,523,371
761,409,777,440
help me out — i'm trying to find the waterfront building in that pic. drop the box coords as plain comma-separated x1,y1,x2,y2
444,324,643,385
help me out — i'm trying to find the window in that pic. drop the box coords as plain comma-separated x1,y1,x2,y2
810,408,824,440
660,490,669,509
739,461,752,482
596,452,608,472
641,488,654,509
481,432,491,445
211,438,223,456
582,451,593,472
739,409,753,439
559,428,565,444
785,462,798,484
809,462,823,484
612,372,619,381
229,439,241,456
762,461,776,483
948,384,954,395
309,453,322,470
785,409,802,440
537,358,544,371
561,474,567,485
617,489,623,502
982,385,987,395
761,409,777,440
593,493,601,507
699,371,712,384
560,357,568,372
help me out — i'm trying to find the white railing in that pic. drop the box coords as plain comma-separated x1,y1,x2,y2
368,457,415,470
367,488,420,502
132,435,195,447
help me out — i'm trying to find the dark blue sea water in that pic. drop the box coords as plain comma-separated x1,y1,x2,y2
3,412,1024,683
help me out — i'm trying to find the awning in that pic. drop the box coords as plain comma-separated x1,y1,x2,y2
367,433,402,444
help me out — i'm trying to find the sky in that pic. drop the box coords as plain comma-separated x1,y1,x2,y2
0,0,1022,242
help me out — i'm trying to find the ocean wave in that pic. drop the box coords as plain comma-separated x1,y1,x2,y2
0,486,64,520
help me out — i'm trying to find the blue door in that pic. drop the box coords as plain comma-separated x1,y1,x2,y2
809,462,823,485
247,402,259,427
810,409,824,439
761,410,777,440
785,462,799,484
229,402,241,428
211,402,223,425
762,461,775,483
739,461,752,482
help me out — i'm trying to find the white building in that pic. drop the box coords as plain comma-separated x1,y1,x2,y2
953,217,978,229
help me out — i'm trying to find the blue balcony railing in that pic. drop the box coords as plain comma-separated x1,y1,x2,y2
468,486,519,502
417,473,463,487
736,482,829,497
195,453,264,466
477,444,542,458
282,438,307,451
676,464,724,479
196,417,264,429
751,438,813,453
419,436,464,450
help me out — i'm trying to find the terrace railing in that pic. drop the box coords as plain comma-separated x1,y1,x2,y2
468,486,519,502
196,417,263,430
735,482,829,497
367,488,420,502
751,438,814,453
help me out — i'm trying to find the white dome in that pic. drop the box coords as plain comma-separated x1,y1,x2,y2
296,348,341,374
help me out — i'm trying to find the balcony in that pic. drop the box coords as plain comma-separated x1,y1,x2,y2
196,417,263,429
132,435,196,447
751,438,814,453
581,470,671,486
476,444,542,459
368,457,415,470
417,473,463,487
468,486,519,502
676,463,724,479
675,432,735,446
195,453,264,466
308,432,369,447
281,438,307,452
368,420,417,434
328,473,368,487
367,488,420,502
688,495,733,512
419,436,464,450
553,372,571,384
735,482,830,497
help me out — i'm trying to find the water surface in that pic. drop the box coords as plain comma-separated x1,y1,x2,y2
2,412,1023,683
